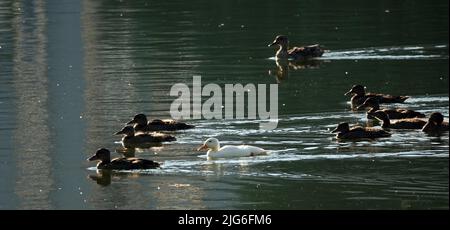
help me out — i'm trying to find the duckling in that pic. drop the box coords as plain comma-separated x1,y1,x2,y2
268,35,324,60
87,148,160,170
371,111,426,129
422,112,449,134
127,113,194,132
344,84,409,109
358,97,425,119
331,122,391,139
115,126,176,148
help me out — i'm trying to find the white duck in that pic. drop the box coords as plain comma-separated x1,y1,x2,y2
197,138,267,159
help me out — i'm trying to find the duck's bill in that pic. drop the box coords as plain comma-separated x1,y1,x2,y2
344,90,353,96
268,42,277,47
197,144,208,151
331,128,339,133
88,155,99,161
126,119,136,125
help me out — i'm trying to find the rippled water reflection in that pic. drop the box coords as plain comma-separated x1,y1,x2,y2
0,0,448,209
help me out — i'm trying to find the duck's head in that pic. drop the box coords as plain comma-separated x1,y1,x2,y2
331,123,350,133
115,126,135,136
345,84,366,96
197,138,220,151
88,148,111,162
428,112,444,125
357,97,380,110
127,113,148,125
268,35,288,48
371,110,389,122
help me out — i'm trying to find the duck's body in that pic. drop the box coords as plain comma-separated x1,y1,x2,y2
422,112,449,134
128,114,194,132
371,111,426,129
147,119,194,131
197,138,267,159
269,35,324,60
331,123,391,139
206,145,266,159
88,148,160,170
360,97,425,119
115,126,176,148
367,108,425,120
345,85,409,109
96,157,161,170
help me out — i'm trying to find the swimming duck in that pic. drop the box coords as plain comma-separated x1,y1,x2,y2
344,85,409,109
88,148,160,170
197,138,267,159
422,112,449,134
268,35,324,60
331,122,391,139
358,97,425,119
127,113,194,132
115,126,176,148
371,111,426,129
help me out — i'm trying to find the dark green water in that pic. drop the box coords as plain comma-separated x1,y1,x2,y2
0,0,448,209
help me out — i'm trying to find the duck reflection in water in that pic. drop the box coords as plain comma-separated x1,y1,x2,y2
88,169,112,186
268,58,322,83
88,169,145,187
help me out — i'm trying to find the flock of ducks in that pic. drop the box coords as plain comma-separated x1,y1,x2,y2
88,114,194,169
88,113,268,170
88,35,448,171
333,84,448,139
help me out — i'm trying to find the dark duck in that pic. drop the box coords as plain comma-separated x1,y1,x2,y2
344,84,409,109
88,148,161,170
331,122,391,139
371,111,426,130
359,97,425,119
422,112,449,134
268,35,324,60
127,113,194,132
115,126,176,148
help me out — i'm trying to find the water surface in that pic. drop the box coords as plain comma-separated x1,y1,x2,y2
0,0,448,209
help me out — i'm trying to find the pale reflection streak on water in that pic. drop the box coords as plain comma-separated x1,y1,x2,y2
0,0,16,209
10,0,53,209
